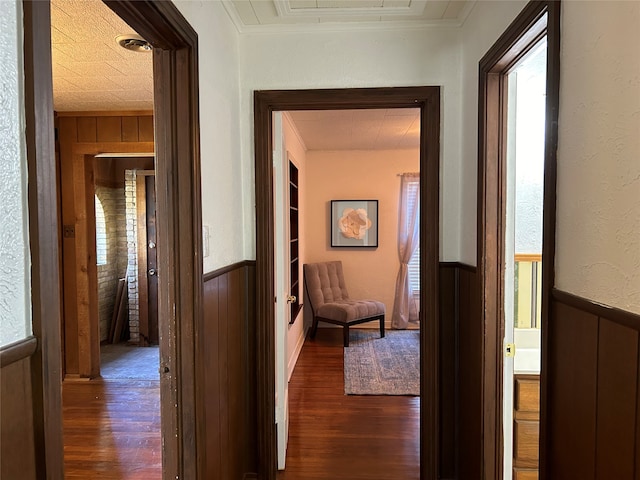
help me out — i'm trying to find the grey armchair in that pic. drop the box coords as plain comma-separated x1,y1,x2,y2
303,261,385,347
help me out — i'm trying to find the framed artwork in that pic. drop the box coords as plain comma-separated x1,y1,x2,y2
330,199,378,248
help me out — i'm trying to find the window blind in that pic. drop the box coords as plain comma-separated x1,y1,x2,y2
405,179,420,299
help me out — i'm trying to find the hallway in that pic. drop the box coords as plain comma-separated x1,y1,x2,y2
63,345,160,479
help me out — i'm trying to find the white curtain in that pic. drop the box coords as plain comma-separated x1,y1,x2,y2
391,173,420,329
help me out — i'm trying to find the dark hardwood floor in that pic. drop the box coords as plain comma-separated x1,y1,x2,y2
62,330,418,479
62,379,161,479
277,328,420,480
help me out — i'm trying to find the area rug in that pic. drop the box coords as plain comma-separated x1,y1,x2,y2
344,329,420,396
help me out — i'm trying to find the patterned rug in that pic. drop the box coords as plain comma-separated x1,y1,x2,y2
344,329,420,396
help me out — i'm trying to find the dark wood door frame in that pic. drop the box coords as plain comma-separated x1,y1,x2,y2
25,1,203,478
254,87,440,479
60,143,154,378
476,2,560,479
23,3,64,476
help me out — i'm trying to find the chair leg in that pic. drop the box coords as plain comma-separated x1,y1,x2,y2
343,325,349,347
310,316,319,339
380,315,385,338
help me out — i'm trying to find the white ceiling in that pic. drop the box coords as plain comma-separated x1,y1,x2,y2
287,108,420,150
223,0,474,32
51,0,153,112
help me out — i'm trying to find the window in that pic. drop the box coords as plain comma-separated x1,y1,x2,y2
95,194,107,265
408,246,420,304
405,178,420,303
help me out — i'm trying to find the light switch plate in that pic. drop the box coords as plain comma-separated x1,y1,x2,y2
202,224,210,258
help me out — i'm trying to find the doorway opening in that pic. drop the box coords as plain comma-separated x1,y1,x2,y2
25,0,202,477
52,0,161,475
271,108,422,475
254,87,440,479
502,36,547,480
477,2,560,479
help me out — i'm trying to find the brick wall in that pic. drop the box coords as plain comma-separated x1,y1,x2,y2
125,170,140,343
95,186,127,342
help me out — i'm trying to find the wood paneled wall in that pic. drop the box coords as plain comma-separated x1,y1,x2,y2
56,112,154,377
546,290,640,480
456,265,482,480
200,261,257,479
439,263,481,479
1,342,38,480
439,264,458,478
442,269,640,480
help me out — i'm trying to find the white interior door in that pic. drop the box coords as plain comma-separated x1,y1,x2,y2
503,81,517,478
503,39,547,479
273,111,290,470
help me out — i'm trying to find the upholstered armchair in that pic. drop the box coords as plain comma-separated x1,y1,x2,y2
303,261,385,347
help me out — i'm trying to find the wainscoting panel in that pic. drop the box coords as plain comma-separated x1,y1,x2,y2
439,265,457,478
595,319,638,479
547,300,598,480
438,263,480,480
0,354,37,479
201,261,257,479
457,265,482,480
546,290,640,480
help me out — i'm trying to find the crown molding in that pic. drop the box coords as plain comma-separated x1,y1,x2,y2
273,0,428,19
222,0,477,35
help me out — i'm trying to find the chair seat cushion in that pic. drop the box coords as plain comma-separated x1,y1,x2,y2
317,299,385,323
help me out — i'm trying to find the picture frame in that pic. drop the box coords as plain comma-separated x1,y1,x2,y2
330,199,378,248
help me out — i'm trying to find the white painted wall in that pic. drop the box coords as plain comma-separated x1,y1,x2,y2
0,0,32,347
555,1,640,314
458,0,528,266
173,1,640,315
172,0,244,273
240,27,464,262
304,149,420,323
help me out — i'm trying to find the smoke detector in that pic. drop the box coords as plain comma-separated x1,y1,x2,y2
115,34,151,52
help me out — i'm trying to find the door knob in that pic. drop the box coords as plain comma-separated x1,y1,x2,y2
148,268,157,276
287,295,297,304
149,241,156,249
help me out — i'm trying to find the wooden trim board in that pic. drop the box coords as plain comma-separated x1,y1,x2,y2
24,0,202,478
254,87,440,480
0,337,38,369
476,2,561,479
23,2,65,477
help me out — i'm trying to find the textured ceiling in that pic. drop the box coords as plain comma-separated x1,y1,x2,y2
287,108,420,150
51,0,153,112
224,0,474,32
48,0,428,151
